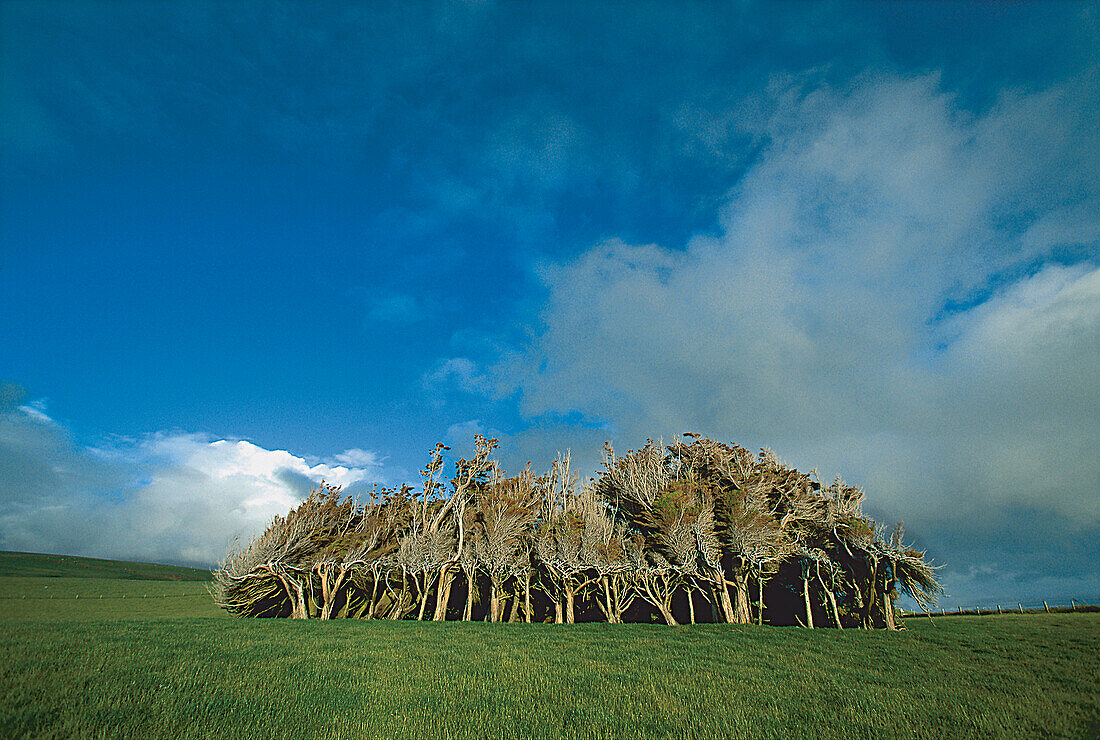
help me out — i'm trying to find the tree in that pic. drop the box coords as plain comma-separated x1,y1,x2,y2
213,434,941,629
468,465,539,622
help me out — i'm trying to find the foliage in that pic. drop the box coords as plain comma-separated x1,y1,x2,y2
212,434,942,628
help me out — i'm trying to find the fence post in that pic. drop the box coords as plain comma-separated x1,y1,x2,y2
1071,599,1077,612
997,604,1002,615
1043,601,1050,613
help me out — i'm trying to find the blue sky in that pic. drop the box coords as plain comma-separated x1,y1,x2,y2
2,2,1098,608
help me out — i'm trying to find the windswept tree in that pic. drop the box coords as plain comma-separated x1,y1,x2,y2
595,440,692,625
533,455,625,624
468,464,540,622
214,434,941,629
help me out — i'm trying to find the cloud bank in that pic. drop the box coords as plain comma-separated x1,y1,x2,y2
492,72,1100,606
0,397,389,568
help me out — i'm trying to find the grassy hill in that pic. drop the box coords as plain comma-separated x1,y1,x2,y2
0,550,211,580
0,550,219,621
1,551,1097,739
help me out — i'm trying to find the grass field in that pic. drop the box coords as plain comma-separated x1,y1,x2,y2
0,551,211,580
1,552,1097,739
0,552,217,621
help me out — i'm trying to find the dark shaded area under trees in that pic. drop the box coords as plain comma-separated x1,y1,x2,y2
212,435,941,628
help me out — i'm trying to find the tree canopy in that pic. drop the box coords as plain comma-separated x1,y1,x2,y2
212,435,941,628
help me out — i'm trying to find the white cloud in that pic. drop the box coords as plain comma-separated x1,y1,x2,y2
491,71,1100,594
928,264,1100,520
422,357,491,396
446,419,484,442
0,406,389,567
331,447,386,469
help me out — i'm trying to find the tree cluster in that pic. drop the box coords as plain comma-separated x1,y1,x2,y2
212,435,941,628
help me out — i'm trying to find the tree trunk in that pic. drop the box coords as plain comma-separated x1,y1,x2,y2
433,566,455,621
602,576,618,623
851,578,866,629
524,572,532,623
489,576,502,623
656,601,679,626
733,576,751,624
864,559,878,629
554,599,564,624
802,576,814,629
565,585,576,624
388,571,408,620
757,575,765,625
816,566,842,630
712,570,736,623
416,570,433,621
828,588,843,629
366,575,381,619
272,570,307,620
884,592,897,631
637,574,679,626
319,566,351,620
508,591,521,623
687,588,696,624
292,581,308,619
463,572,475,621
317,567,332,620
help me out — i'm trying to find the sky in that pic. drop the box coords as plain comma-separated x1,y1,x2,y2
2,1,1098,609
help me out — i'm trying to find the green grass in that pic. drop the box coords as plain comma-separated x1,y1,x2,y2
0,551,218,621
1,616,1097,739
0,577,221,620
0,552,1097,739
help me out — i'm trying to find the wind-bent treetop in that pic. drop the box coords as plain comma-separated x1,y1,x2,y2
213,435,941,628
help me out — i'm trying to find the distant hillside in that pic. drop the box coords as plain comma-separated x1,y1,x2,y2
0,551,211,581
